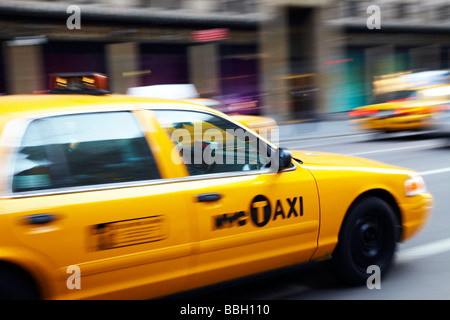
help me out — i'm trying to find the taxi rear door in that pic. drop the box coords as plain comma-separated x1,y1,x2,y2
0,109,194,299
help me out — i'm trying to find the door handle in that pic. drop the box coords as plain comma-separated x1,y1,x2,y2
25,213,57,225
196,193,222,202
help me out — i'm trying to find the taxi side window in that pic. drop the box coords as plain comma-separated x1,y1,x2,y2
12,111,160,193
154,110,272,176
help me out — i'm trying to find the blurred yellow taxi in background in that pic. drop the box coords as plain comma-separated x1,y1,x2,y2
182,97,278,141
226,113,278,141
0,73,432,300
350,70,450,133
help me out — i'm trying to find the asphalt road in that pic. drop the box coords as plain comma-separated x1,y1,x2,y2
172,125,450,301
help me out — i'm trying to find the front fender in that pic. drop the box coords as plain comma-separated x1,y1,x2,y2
304,165,411,260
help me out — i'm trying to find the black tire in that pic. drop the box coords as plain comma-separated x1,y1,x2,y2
0,266,40,300
328,196,399,285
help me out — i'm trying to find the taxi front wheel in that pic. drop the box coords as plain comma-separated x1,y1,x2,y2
0,264,40,300
328,196,399,285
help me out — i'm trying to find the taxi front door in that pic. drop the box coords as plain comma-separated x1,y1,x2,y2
151,107,320,293
184,163,320,290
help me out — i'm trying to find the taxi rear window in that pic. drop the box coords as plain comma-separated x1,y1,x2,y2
12,111,160,193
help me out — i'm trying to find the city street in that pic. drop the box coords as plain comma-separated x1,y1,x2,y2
1,0,449,303
175,122,450,300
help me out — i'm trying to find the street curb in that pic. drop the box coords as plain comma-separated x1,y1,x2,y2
279,132,370,143
277,117,362,142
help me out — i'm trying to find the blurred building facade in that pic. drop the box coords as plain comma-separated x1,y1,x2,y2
324,0,450,113
0,0,449,119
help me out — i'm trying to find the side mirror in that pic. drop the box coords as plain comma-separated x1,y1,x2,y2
278,148,292,172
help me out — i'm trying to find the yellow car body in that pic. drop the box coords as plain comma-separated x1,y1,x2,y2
182,98,279,142
350,85,450,133
0,94,432,300
224,114,278,141
350,102,434,132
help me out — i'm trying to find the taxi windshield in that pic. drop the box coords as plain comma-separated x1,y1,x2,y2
372,90,418,104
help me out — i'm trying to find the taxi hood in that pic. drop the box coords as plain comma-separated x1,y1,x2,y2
290,149,404,170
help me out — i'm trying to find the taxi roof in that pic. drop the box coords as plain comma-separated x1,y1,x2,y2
0,93,219,118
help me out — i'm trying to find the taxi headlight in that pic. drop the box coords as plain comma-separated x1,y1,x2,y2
405,176,426,196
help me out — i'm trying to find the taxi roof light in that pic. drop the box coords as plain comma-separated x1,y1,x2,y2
49,72,110,95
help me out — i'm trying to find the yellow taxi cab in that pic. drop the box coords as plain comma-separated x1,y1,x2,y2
349,70,450,133
218,114,278,142
0,73,432,299
182,97,278,141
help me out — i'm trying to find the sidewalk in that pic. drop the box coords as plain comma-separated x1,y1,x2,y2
278,118,361,142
